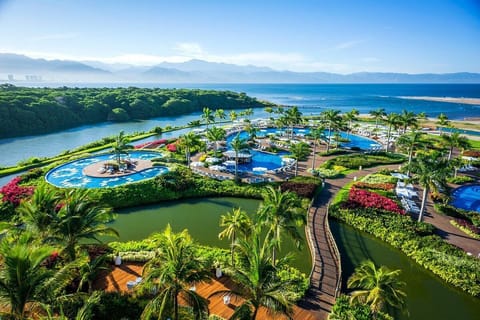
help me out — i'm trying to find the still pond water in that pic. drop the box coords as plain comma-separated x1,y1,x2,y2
107,197,480,320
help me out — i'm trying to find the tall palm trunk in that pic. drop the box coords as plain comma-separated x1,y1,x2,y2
326,125,332,153
311,141,317,170
235,153,239,181
448,146,453,161
174,289,179,320
407,147,414,176
294,161,298,176
418,185,429,222
385,124,392,152
231,232,235,267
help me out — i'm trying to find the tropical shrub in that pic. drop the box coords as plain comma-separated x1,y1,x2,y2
329,295,393,320
330,206,480,296
316,167,344,178
360,173,397,184
0,177,34,206
344,187,404,215
450,219,480,239
280,181,317,198
91,291,146,320
434,203,480,227
353,182,395,191
446,175,475,184
322,152,405,170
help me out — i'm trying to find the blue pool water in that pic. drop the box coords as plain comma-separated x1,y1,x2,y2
451,185,480,213
224,127,381,173
45,151,168,188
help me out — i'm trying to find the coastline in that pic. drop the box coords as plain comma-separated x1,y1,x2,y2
397,96,480,105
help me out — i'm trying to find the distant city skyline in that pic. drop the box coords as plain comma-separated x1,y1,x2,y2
0,0,479,74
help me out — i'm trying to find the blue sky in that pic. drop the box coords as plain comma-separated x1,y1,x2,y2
0,0,479,73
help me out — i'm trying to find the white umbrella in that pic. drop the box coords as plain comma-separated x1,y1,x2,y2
191,162,204,167
206,157,221,163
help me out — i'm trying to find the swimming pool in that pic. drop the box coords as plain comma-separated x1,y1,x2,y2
246,127,381,150
451,184,480,213
45,151,168,188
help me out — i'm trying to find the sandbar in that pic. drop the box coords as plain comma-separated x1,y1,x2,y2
397,96,480,105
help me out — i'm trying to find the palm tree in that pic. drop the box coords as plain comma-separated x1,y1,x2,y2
408,153,450,222
369,108,386,129
257,186,305,265
244,108,254,122
18,184,62,239
0,235,55,320
384,113,399,152
214,109,226,121
436,113,450,135
50,189,118,261
209,230,296,319
0,234,76,320
112,131,131,165
218,208,252,267
321,109,343,153
179,131,201,168
347,260,407,315
398,110,417,134
284,106,303,139
229,110,238,122
244,124,258,143
230,134,249,181
140,225,211,320
344,108,359,135
418,112,428,120
440,132,470,161
309,126,325,170
77,255,109,294
202,107,214,130
396,131,424,173
289,142,311,176
206,126,226,154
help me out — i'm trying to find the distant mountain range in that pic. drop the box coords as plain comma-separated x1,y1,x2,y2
1,53,479,83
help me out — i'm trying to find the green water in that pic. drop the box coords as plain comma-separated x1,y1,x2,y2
330,220,480,320
107,197,312,274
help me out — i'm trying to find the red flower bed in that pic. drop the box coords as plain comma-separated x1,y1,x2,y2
346,187,404,215
166,143,177,152
134,139,168,149
0,177,34,206
280,182,317,198
454,218,480,235
354,182,395,191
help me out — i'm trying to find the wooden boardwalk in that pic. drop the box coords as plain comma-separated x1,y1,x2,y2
298,184,343,320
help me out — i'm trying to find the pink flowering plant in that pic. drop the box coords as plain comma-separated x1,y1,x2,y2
0,177,34,207
345,186,405,215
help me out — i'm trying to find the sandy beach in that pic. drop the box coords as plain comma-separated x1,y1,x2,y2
397,96,480,105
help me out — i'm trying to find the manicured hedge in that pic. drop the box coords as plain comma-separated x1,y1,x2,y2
322,152,405,170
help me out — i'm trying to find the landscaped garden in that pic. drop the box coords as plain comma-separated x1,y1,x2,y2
0,105,479,319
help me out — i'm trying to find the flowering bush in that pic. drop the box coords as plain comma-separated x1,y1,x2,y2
280,182,317,198
134,139,168,149
354,182,395,191
345,187,404,214
166,143,177,152
0,177,34,206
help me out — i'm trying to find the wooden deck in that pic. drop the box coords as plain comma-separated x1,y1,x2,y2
94,263,319,319
298,185,342,320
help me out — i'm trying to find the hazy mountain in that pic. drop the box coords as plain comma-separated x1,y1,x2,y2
1,53,479,83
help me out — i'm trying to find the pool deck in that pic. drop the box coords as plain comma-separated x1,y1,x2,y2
82,159,153,178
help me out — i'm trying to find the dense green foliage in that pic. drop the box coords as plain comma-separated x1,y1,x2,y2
0,85,269,138
91,166,265,208
322,152,405,170
434,203,480,227
330,204,480,296
329,295,393,320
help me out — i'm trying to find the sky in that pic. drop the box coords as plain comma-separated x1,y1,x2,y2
0,0,479,74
